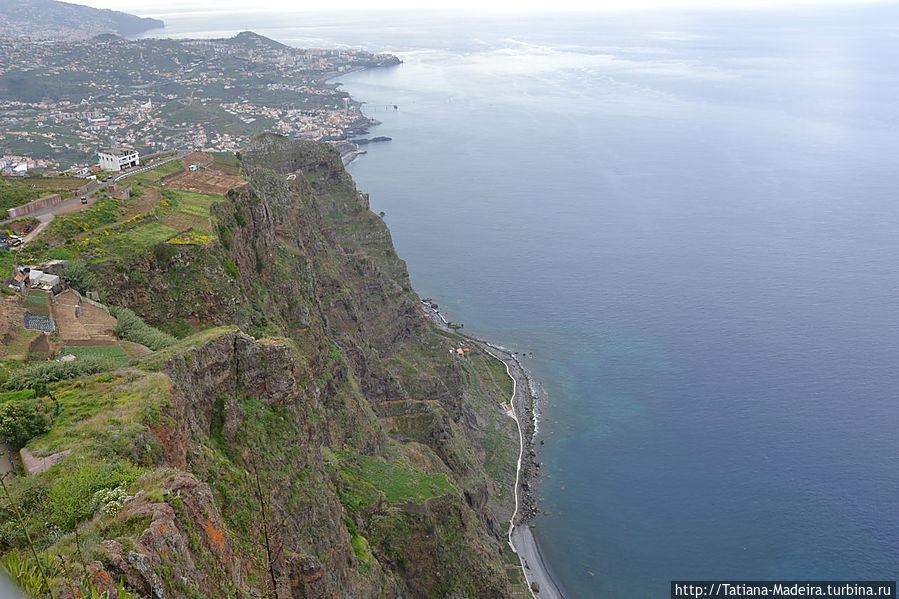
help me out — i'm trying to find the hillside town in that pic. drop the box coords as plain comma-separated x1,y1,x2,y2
0,31,400,173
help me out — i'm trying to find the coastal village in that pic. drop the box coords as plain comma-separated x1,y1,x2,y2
0,32,399,173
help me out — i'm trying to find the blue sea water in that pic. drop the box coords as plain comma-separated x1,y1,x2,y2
144,7,899,597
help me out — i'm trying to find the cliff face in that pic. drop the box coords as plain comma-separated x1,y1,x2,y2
2,135,521,598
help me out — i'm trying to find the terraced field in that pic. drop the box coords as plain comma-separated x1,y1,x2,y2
60,344,129,365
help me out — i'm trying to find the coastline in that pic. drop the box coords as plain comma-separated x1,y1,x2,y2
341,144,367,166
421,303,566,599
335,63,563,596
481,341,566,599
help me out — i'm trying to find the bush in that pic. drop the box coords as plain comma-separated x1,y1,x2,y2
0,400,51,447
61,260,96,294
48,460,142,529
91,485,130,517
222,258,239,279
218,225,232,249
158,318,193,340
109,307,176,351
151,241,178,265
5,356,115,389
1,459,143,549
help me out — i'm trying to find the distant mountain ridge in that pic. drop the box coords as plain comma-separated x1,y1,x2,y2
0,0,163,41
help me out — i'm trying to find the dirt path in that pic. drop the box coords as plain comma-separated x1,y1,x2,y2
18,213,54,245
122,186,160,220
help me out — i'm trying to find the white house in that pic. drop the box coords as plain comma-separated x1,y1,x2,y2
98,147,140,172
27,269,61,290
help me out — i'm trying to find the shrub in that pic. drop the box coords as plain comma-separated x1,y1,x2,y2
222,258,239,279
158,319,193,340
90,485,130,517
0,399,51,447
218,225,232,249
48,459,142,530
151,241,178,265
5,357,114,390
109,307,176,351
61,260,96,293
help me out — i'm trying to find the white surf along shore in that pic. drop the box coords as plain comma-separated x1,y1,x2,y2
481,342,565,599
421,301,565,599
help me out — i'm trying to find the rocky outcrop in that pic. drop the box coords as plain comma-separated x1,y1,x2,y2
102,472,242,599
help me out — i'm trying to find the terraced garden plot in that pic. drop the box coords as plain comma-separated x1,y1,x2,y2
160,190,222,234
2,327,43,360
120,185,160,220
0,178,82,213
347,453,455,504
120,222,178,247
128,160,184,183
46,198,126,240
25,289,47,305
53,290,91,341
61,344,128,365
166,169,244,195
25,289,50,316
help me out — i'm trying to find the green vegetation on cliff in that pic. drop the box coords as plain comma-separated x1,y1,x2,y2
0,135,523,598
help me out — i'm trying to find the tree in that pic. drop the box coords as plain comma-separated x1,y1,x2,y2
60,261,95,294
0,400,51,448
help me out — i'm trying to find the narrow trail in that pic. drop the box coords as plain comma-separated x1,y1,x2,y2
19,213,54,245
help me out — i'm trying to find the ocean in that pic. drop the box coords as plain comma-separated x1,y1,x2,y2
142,7,899,597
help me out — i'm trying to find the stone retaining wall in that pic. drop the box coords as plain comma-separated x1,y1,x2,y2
7,193,62,219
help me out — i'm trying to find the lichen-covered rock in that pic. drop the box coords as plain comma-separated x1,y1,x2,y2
102,472,242,598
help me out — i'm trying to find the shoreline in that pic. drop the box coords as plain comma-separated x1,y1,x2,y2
341,144,367,166
421,303,566,599
332,63,563,595
481,341,566,599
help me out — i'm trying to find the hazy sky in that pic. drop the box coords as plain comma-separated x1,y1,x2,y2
76,0,892,17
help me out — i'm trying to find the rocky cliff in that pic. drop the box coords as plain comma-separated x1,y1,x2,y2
0,135,522,598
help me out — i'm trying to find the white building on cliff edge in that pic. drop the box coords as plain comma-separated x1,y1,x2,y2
98,147,140,172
